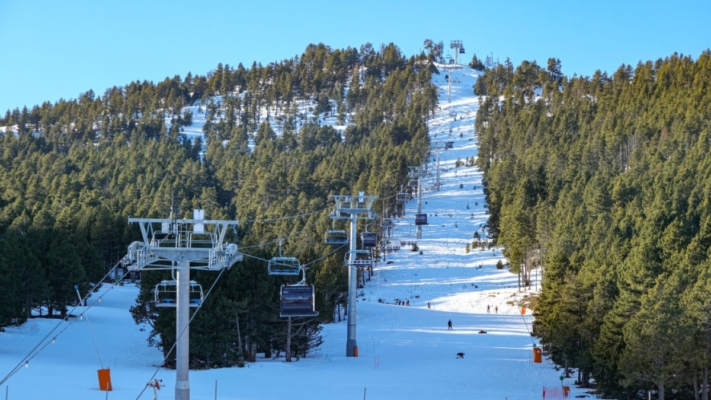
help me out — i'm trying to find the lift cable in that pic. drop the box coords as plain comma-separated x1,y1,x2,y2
0,262,130,386
242,207,329,224
240,243,348,268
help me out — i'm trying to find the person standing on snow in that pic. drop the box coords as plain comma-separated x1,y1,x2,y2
447,319,453,330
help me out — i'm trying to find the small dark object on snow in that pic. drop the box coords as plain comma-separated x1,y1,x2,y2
456,352,465,359
478,329,487,334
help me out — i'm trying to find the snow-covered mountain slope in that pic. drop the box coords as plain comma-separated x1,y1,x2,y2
0,65,594,400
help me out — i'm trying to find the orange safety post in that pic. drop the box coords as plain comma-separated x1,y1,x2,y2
354,345,359,357
563,386,570,397
533,347,542,363
97,368,112,391
521,305,527,314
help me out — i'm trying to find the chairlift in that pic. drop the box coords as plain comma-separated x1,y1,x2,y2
444,141,454,149
268,257,302,276
268,239,302,275
459,47,465,54
415,214,428,226
345,250,372,268
154,280,204,308
361,231,377,248
396,192,409,202
280,284,318,318
324,230,348,245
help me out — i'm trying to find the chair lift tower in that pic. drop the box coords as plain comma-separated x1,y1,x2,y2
409,166,430,239
123,210,242,400
431,143,446,192
444,40,464,103
330,192,377,357
450,40,464,65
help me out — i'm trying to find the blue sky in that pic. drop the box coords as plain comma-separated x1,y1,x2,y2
1,0,709,114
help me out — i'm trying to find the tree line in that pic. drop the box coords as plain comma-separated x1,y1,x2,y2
474,50,711,399
0,42,438,367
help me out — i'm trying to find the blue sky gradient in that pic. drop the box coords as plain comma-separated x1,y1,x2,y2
1,0,709,113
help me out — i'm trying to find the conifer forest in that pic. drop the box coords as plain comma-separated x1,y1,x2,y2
2,41,711,398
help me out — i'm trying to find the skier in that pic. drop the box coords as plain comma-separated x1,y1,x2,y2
447,319,453,330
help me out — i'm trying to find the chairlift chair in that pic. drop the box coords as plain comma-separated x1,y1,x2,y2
154,280,204,308
459,47,465,54
361,231,377,248
445,141,454,149
280,284,318,318
268,257,302,276
345,250,372,268
324,230,348,245
415,214,428,226
268,239,302,276
396,192,409,202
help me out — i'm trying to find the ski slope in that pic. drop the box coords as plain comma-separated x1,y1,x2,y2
0,65,595,400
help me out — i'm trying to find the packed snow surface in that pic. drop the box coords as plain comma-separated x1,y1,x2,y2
0,65,592,399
